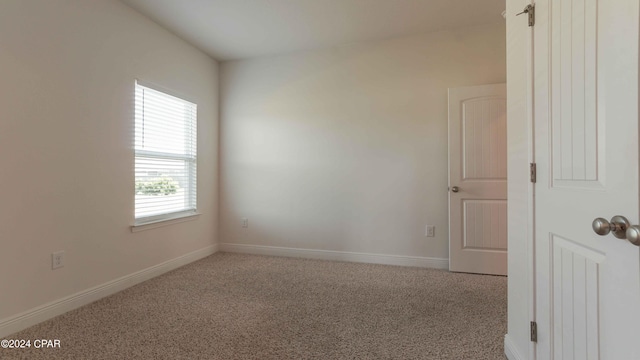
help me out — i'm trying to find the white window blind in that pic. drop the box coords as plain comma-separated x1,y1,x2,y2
134,81,197,224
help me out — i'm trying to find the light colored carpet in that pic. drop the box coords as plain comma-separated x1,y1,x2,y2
2,252,507,359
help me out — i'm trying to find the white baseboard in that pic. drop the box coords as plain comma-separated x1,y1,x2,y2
504,334,526,360
0,244,218,338
219,243,449,269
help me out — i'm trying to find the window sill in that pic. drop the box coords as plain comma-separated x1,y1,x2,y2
131,212,201,233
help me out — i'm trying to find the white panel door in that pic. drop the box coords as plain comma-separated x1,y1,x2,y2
448,84,507,275
534,0,640,358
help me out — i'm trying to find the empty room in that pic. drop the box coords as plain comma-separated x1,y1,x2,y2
2,0,639,359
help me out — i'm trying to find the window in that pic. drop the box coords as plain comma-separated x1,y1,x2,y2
134,81,197,225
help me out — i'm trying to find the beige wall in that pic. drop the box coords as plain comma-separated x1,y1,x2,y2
220,23,506,259
0,0,218,321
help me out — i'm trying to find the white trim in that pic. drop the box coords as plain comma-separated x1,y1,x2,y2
131,212,201,232
504,334,527,360
0,244,218,338
219,243,449,269
525,2,536,357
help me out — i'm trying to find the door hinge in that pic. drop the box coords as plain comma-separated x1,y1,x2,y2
530,163,537,183
517,4,535,27
530,321,538,342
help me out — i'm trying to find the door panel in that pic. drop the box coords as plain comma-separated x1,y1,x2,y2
551,0,601,185
449,84,507,275
463,200,507,251
551,234,603,359
534,0,640,358
462,98,508,180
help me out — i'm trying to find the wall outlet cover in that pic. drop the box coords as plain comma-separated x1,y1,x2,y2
426,225,435,237
52,251,65,270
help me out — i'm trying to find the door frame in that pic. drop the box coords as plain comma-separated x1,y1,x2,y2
505,0,536,359
524,9,536,360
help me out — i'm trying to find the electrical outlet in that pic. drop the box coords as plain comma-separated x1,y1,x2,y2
426,225,435,237
241,218,249,228
52,251,65,270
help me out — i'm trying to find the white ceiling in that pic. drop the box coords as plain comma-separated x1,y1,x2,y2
121,0,505,61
